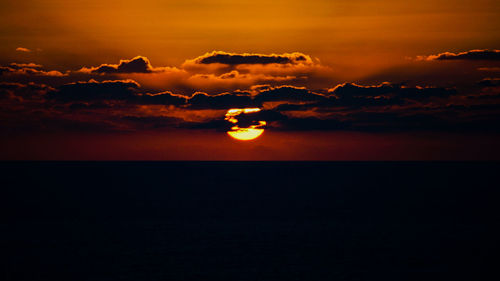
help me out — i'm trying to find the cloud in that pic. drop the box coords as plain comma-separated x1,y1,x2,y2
15,47,31,52
254,85,327,103
0,82,54,101
0,82,55,133
0,51,329,94
260,104,500,132
466,79,500,100
477,78,500,87
142,83,463,133
9,63,42,68
177,51,331,92
0,82,25,90
186,70,300,92
46,80,258,109
265,83,456,111
0,63,67,77
418,49,500,61
185,51,313,66
189,70,297,82
478,67,500,72
182,51,324,75
329,82,456,100
79,56,176,74
268,83,455,113
49,79,140,101
134,91,187,106
1,50,496,134
0,82,26,100
3,78,498,133
45,80,456,113
188,92,258,109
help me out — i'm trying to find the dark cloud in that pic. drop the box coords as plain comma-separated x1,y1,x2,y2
273,116,349,131
87,56,154,74
261,105,500,133
68,102,113,110
47,81,258,108
178,51,328,92
330,83,455,99
254,86,327,103
421,49,500,61
0,63,66,77
330,82,400,97
347,107,500,132
0,82,25,90
0,82,22,100
185,51,312,66
2,49,497,135
134,92,187,106
0,51,325,95
0,82,54,100
9,63,43,69
188,92,258,109
478,67,500,72
2,77,498,134
271,83,456,110
477,78,500,87
187,51,312,65
44,81,457,112
49,80,140,101
326,83,455,108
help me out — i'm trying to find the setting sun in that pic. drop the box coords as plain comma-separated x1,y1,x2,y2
225,108,267,141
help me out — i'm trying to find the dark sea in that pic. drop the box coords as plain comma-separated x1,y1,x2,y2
1,162,499,281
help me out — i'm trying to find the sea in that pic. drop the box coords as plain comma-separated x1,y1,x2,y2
1,162,498,280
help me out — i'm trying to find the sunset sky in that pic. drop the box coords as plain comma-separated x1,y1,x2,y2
1,0,500,160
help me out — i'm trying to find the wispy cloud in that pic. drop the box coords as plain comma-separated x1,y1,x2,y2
417,49,500,61
15,47,31,53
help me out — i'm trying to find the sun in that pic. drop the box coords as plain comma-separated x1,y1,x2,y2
225,108,266,141
227,122,266,141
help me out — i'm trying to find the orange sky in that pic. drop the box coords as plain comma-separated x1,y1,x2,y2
2,0,498,73
1,0,500,160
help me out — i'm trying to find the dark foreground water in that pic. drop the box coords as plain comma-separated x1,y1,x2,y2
1,162,499,281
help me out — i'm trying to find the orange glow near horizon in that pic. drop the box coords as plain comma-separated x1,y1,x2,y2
225,108,267,141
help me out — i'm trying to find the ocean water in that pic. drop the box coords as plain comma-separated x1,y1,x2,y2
1,162,498,280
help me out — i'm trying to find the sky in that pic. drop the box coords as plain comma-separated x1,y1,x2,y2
1,0,500,160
